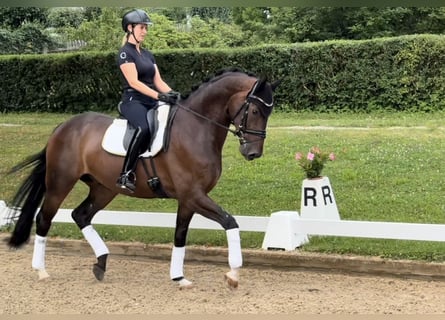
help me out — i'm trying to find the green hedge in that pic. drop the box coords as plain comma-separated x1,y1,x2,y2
286,34,445,112
1,34,445,113
0,52,120,113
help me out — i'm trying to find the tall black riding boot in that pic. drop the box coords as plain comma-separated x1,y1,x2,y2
116,127,144,193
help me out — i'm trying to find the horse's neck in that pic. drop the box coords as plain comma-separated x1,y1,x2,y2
178,75,253,150
188,77,251,123
177,91,234,154
180,97,229,148
186,94,230,126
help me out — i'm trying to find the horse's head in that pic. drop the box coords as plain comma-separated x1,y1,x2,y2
230,77,280,161
177,69,280,161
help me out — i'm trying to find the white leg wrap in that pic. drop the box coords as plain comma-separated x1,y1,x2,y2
170,246,185,280
226,228,242,269
32,235,47,270
81,225,109,258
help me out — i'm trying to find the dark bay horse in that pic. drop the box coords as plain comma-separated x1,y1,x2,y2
6,69,279,289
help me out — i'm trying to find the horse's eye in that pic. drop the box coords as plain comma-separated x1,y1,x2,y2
252,109,259,115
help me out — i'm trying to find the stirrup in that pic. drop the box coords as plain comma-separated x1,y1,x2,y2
116,172,136,192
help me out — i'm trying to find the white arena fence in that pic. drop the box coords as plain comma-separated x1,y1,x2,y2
2,200,445,251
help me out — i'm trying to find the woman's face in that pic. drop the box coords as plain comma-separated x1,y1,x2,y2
129,23,148,42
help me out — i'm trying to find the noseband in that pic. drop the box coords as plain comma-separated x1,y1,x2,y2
175,80,273,145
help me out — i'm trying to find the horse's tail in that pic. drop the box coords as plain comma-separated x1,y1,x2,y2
7,147,47,248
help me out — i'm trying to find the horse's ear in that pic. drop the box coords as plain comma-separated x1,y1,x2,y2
251,77,266,95
271,79,281,92
257,76,268,87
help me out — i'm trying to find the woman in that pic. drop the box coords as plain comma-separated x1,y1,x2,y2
116,8,180,192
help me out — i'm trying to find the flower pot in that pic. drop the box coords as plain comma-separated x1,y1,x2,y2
300,176,340,220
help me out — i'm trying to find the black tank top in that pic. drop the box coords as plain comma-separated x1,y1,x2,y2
117,42,157,108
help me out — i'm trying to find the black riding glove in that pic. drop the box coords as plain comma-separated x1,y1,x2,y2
157,91,180,105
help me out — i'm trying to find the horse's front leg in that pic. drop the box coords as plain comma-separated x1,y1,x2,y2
187,196,242,289
171,206,194,289
224,227,242,289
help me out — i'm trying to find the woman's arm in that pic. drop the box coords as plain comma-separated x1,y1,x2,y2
152,65,172,93
120,63,161,99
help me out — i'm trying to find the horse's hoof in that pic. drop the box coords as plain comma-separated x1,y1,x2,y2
177,278,193,290
38,269,50,281
93,263,105,281
224,271,239,289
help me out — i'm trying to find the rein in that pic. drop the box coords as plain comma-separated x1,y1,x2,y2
175,101,239,136
174,80,272,145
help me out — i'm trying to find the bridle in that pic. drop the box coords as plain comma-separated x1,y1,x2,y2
175,80,274,145
230,80,274,144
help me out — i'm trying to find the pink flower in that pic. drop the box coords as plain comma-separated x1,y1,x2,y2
295,152,303,160
307,152,315,161
295,146,336,179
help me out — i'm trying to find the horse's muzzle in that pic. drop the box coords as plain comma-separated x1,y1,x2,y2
239,144,263,161
246,152,262,161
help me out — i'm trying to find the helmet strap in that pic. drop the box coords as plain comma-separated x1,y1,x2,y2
129,24,140,44
131,32,140,44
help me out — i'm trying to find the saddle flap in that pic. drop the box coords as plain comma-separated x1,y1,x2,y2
102,103,171,157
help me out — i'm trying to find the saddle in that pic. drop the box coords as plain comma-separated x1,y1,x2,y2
102,102,176,157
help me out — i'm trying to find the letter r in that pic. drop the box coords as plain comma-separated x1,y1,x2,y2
304,187,317,207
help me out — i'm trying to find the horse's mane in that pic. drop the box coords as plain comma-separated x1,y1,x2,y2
181,67,257,99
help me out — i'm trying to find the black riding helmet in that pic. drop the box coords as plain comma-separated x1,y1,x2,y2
121,9,153,33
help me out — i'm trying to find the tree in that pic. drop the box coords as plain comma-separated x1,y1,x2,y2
16,22,54,53
236,7,445,43
4,6,445,55
47,7,86,28
416,7,445,33
190,7,232,23
63,7,124,52
157,7,187,23
187,16,246,48
84,7,102,21
62,7,249,51
0,7,48,29
0,7,59,54
232,7,276,43
0,22,56,54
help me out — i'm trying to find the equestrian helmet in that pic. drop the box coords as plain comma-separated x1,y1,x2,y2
122,9,152,32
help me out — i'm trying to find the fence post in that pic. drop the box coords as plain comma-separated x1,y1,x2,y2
261,211,309,251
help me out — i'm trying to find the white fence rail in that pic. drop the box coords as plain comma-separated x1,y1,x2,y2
295,218,445,241
0,200,268,232
2,201,445,251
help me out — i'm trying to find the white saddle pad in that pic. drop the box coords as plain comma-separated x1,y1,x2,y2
102,103,170,157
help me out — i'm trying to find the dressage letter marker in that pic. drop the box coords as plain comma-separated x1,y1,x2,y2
300,177,340,220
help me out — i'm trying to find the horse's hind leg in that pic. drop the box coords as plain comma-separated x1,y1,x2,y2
33,181,78,280
71,179,117,281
